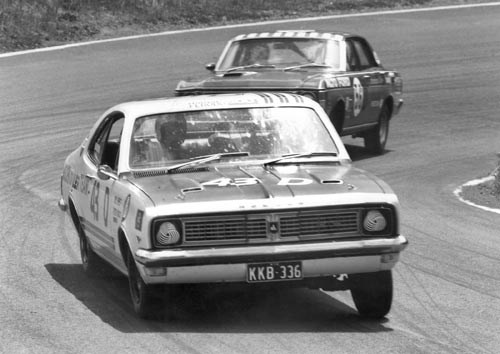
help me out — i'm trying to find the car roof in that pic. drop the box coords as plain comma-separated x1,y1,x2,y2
231,30,356,42
112,92,321,118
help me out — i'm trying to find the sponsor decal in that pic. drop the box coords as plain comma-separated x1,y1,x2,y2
114,195,122,206
186,97,260,110
135,210,144,231
112,208,121,223
122,194,131,221
352,77,364,117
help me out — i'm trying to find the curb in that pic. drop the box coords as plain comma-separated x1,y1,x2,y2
454,174,500,215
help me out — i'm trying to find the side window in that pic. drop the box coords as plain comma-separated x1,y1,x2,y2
345,40,358,71
88,113,124,171
352,38,377,69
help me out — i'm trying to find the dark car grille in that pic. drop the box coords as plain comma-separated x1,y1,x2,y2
181,208,361,245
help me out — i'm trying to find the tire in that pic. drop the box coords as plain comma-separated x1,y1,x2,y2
364,104,390,154
126,248,166,319
330,103,345,135
350,270,393,319
78,222,106,277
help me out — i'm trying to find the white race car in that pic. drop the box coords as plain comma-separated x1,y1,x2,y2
58,92,407,319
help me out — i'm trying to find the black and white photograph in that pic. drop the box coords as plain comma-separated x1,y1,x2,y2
1,1,499,353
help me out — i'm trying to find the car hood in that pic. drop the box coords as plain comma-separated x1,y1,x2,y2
129,164,394,211
177,70,329,91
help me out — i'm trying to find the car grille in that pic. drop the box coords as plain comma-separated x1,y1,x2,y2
181,208,360,245
279,210,359,237
184,216,268,242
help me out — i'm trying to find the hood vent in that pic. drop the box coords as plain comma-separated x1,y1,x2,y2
321,179,343,184
133,166,209,178
223,71,259,77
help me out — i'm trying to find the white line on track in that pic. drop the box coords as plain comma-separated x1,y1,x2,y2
454,175,500,214
1,2,500,58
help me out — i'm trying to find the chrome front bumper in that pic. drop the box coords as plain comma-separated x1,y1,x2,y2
135,235,408,284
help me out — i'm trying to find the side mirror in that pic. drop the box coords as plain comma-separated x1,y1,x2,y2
97,165,116,181
205,63,216,71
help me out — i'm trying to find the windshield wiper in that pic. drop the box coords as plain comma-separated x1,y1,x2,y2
284,63,332,71
225,64,276,72
263,152,338,167
166,152,250,173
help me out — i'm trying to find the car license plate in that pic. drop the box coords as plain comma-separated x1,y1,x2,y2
247,261,302,283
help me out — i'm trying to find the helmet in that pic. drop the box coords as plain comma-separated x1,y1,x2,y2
156,114,187,149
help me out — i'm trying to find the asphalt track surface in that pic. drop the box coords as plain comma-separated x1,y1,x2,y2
1,4,500,354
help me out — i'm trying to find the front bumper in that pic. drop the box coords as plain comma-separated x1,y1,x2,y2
135,235,408,284
394,98,404,115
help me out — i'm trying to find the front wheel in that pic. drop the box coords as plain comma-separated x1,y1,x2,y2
350,270,393,319
364,105,390,154
127,248,167,319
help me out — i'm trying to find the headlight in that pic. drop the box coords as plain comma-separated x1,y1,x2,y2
363,210,387,233
155,221,181,246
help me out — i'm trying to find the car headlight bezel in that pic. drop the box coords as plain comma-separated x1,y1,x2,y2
151,218,183,248
361,207,395,236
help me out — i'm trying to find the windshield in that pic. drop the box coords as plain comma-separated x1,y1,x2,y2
129,107,338,169
218,38,341,71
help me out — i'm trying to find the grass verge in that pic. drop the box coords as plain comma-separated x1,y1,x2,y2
0,0,492,53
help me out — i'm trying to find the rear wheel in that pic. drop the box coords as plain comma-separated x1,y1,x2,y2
350,270,393,319
364,104,390,154
126,248,167,319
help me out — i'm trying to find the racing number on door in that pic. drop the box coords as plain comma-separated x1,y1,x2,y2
90,180,99,221
89,180,111,225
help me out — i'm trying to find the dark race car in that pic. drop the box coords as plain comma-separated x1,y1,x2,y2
176,30,403,154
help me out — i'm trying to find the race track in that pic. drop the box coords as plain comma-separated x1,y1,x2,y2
1,4,500,353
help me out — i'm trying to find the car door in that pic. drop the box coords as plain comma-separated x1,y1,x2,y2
349,37,387,124
344,37,385,128
82,112,124,261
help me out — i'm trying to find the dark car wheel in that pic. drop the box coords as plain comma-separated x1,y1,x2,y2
364,105,390,154
78,223,106,277
350,270,393,319
127,248,167,319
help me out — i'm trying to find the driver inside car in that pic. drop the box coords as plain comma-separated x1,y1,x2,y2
155,115,187,160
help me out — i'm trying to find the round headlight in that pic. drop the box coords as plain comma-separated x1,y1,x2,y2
363,210,387,232
156,222,181,246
